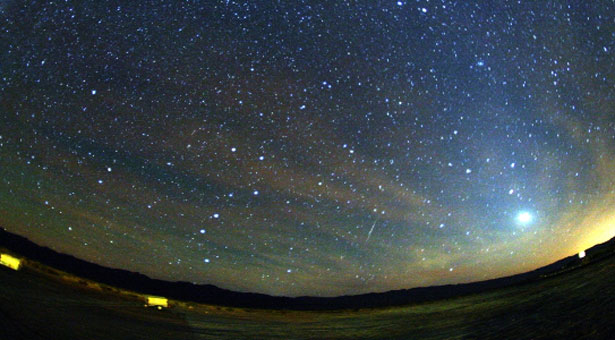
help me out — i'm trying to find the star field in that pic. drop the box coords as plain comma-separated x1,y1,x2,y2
1,1,615,297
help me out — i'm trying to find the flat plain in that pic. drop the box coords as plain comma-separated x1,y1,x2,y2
1,247,614,339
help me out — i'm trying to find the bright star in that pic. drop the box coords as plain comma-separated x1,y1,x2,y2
516,211,533,225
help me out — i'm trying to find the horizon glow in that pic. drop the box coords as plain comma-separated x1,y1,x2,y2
1,1,615,297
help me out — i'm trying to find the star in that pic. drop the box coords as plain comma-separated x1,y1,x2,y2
516,211,534,225
2,0,614,298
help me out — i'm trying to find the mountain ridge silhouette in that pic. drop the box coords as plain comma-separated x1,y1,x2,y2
1,227,613,310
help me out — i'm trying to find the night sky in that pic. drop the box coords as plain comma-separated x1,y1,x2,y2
1,1,615,297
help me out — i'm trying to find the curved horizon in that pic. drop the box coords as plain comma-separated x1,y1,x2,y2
2,227,609,306
1,1,615,297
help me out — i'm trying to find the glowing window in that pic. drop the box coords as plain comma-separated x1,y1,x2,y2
0,254,21,270
146,296,168,309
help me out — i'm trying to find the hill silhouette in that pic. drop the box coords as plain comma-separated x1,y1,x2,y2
1,227,613,310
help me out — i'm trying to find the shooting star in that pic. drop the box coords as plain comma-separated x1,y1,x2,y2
366,220,377,243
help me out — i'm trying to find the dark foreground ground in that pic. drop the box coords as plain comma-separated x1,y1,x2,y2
1,249,614,340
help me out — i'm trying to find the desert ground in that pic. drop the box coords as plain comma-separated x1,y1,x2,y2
1,248,614,339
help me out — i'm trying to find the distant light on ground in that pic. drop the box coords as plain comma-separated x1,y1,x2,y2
579,251,586,259
0,254,21,270
516,211,533,225
146,296,169,309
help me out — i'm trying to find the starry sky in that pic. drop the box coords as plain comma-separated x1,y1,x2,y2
1,1,615,297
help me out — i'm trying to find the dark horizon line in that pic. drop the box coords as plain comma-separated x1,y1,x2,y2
1,227,613,310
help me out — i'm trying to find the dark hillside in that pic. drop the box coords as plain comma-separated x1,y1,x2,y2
1,227,612,310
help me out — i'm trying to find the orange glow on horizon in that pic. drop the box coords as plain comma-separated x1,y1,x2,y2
575,212,615,253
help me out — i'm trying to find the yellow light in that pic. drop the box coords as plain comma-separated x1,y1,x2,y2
0,254,21,270
576,212,615,252
578,250,586,259
146,296,168,308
